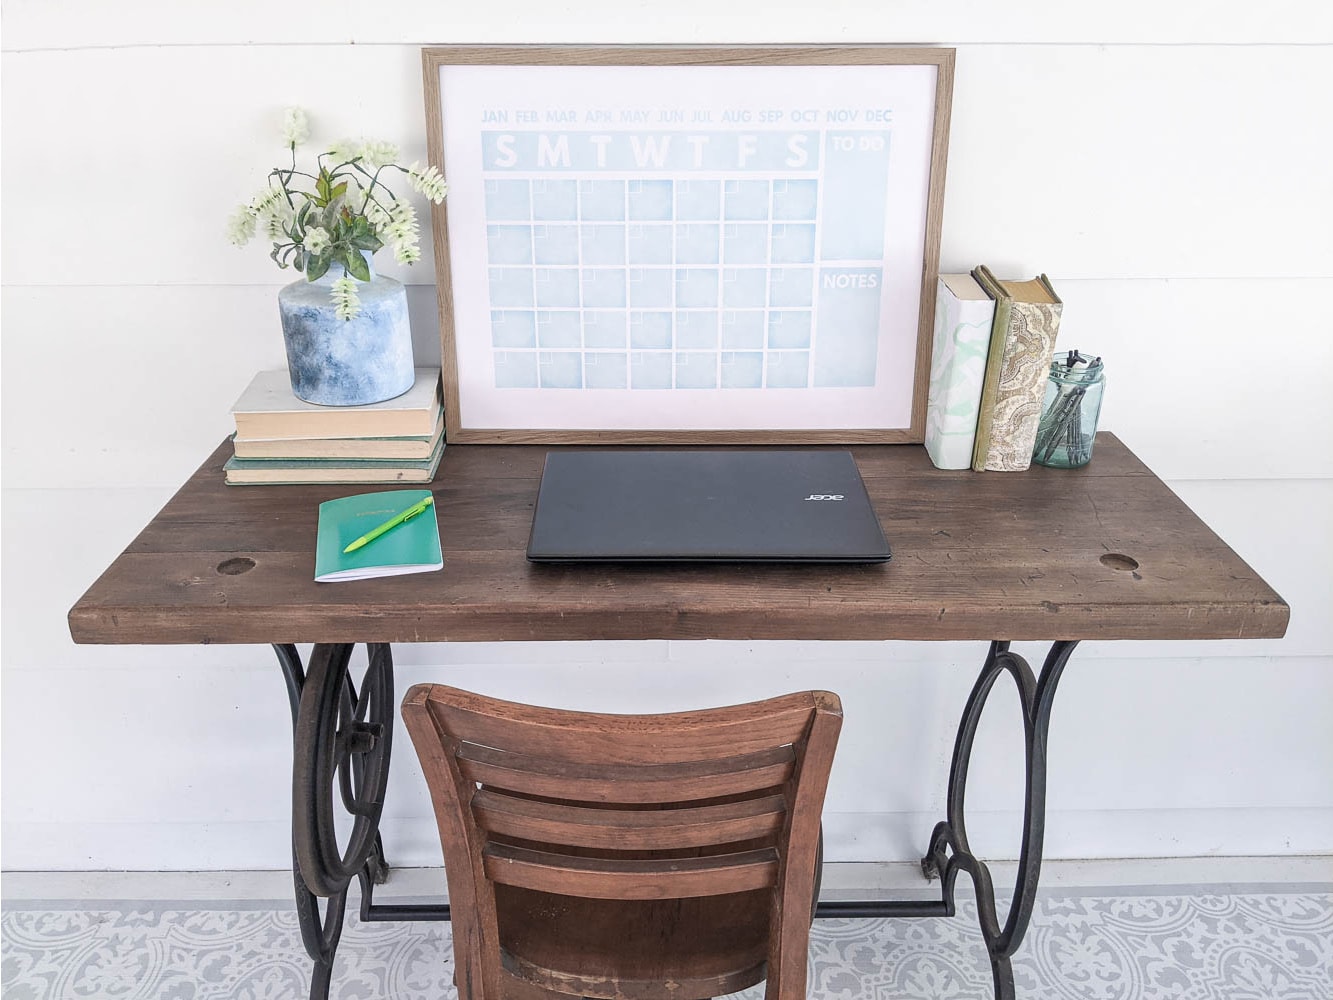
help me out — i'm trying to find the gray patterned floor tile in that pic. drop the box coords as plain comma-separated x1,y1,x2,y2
3,890,1330,998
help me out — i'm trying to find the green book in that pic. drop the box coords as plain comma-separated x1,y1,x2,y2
314,489,443,583
224,436,444,485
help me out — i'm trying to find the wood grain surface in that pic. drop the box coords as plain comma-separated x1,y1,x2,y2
400,684,841,999
67,435,1289,645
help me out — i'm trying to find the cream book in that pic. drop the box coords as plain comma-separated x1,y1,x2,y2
231,368,442,441
970,268,1062,472
232,411,445,460
924,274,997,470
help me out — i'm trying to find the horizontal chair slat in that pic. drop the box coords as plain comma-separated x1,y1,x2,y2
472,789,786,850
430,693,820,765
458,743,796,802
482,848,778,901
482,843,780,899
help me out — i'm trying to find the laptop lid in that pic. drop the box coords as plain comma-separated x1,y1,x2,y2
526,449,891,563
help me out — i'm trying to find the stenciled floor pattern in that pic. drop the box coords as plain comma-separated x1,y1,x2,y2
3,887,1331,999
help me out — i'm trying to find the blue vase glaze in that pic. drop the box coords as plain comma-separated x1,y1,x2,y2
278,254,414,406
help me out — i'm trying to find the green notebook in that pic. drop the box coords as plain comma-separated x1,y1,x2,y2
314,489,443,583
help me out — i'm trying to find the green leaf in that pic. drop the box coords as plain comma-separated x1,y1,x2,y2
306,253,331,282
343,248,371,282
330,181,348,202
350,232,383,252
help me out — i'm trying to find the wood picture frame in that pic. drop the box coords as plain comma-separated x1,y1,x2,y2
422,46,954,444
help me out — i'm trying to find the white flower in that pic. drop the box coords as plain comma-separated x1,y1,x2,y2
394,239,422,265
281,107,310,147
252,186,292,239
331,275,361,321
385,200,419,243
226,205,257,247
363,199,393,236
407,162,448,204
381,200,421,264
251,187,286,218
361,139,400,168
264,203,294,239
328,138,362,164
303,226,331,255
339,178,363,210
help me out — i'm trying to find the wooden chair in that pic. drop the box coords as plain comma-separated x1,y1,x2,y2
401,685,843,1000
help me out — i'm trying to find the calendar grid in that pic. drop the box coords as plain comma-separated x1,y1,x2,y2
484,128,891,392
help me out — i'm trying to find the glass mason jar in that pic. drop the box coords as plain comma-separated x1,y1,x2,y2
1032,351,1106,468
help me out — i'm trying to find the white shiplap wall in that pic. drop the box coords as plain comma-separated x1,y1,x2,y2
3,2,1331,871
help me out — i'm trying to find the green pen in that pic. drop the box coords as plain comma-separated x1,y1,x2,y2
343,495,434,554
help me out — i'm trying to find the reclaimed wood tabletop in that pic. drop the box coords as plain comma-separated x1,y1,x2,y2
68,434,1288,646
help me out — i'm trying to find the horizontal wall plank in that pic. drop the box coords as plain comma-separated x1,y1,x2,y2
8,806,1333,871
1054,279,1333,480
0,285,442,490
4,279,1327,488
0,46,437,289
3,45,1330,284
3,654,1329,868
5,2,1332,50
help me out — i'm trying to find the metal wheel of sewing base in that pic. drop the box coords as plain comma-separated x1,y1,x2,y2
275,643,394,1000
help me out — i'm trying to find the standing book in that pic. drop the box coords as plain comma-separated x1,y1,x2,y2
315,489,443,582
924,273,997,470
970,267,1063,472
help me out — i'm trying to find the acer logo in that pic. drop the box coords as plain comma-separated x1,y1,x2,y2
804,494,845,501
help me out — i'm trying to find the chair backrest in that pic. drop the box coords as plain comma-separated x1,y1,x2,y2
402,685,842,1000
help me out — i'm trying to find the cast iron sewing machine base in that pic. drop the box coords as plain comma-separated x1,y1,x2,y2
275,639,1078,1000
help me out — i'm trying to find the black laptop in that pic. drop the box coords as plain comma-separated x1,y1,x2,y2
526,450,891,564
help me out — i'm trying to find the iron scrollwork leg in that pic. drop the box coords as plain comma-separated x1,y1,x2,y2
274,643,395,1000
920,640,1080,1000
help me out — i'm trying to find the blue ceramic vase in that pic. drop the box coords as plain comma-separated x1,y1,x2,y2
278,254,413,406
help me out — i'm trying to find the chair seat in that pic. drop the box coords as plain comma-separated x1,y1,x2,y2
495,884,771,1000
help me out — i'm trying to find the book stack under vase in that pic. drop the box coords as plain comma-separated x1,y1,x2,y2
223,368,445,485
923,268,1063,472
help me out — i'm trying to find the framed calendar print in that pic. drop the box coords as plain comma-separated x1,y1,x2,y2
423,46,954,443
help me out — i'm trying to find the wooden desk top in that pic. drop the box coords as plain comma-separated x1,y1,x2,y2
68,434,1288,645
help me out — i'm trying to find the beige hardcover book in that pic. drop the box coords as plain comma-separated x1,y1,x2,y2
231,368,442,441
232,411,445,460
970,268,1062,472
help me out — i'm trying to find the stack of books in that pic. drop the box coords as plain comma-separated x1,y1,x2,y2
223,368,445,485
924,268,1063,472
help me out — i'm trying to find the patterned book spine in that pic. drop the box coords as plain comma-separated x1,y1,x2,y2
924,277,996,469
983,295,1062,471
